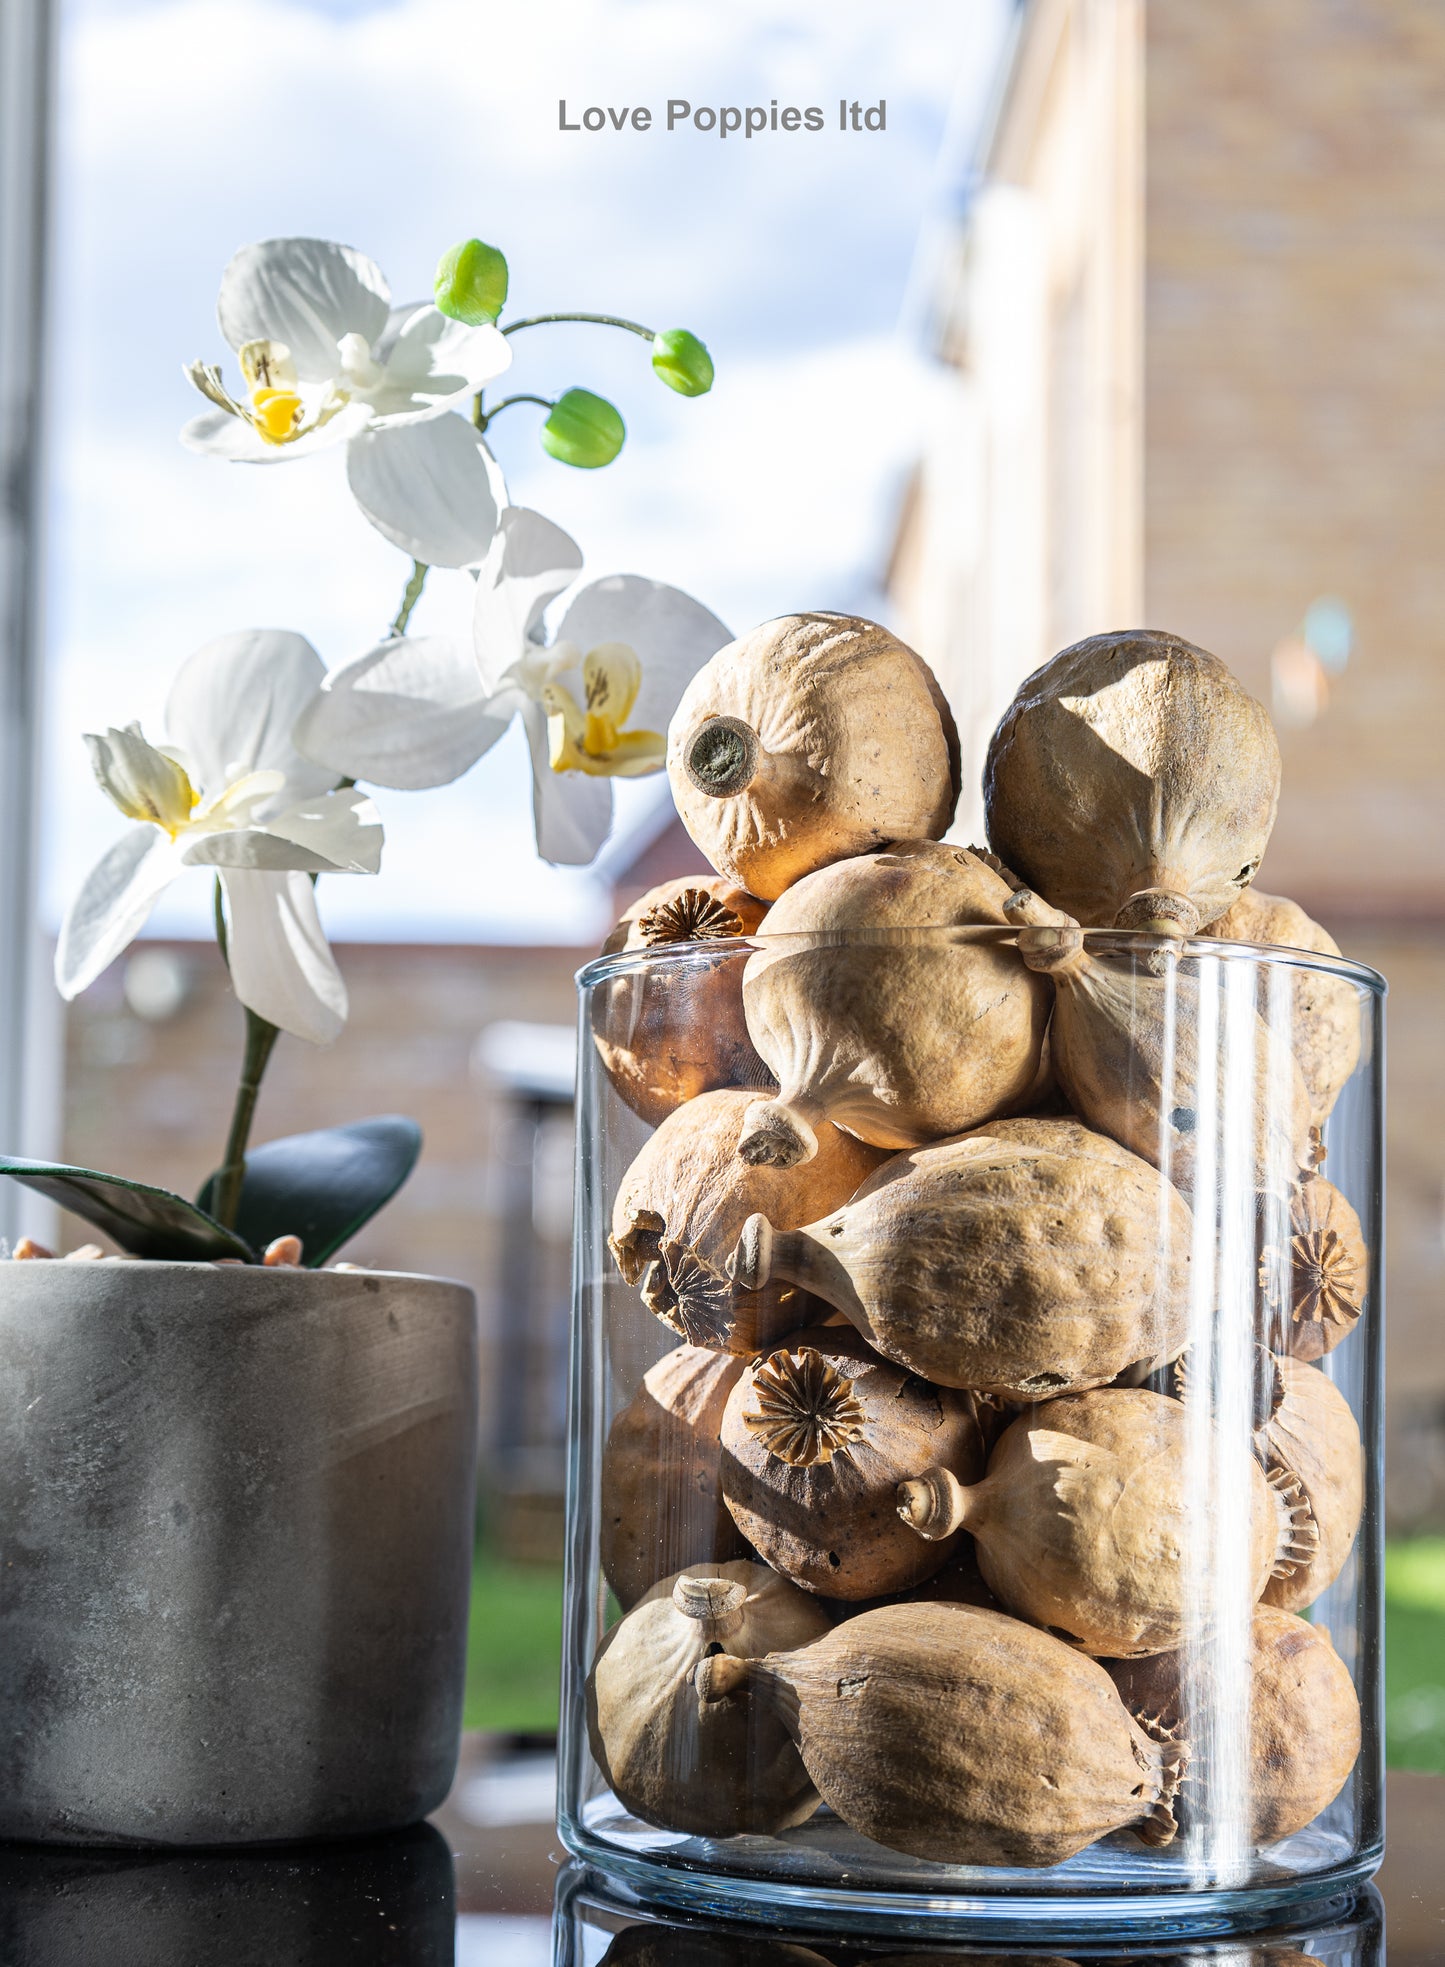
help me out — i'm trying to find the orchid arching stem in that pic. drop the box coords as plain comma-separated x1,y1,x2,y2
211,1007,280,1232
389,560,429,638
474,392,554,433
500,312,655,342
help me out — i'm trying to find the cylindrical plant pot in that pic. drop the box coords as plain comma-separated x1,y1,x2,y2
0,1262,478,1846
561,928,1385,1941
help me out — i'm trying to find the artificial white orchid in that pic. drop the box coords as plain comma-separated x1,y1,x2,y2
181,237,512,568
294,508,731,865
57,631,383,1046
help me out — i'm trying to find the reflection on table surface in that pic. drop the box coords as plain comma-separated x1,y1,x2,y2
0,1740,1439,1964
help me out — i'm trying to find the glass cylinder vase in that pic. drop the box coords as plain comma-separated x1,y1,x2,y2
560,925,1384,1943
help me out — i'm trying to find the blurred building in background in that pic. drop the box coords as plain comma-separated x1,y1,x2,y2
891,0,1445,1526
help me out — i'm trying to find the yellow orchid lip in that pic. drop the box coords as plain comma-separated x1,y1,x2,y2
543,641,666,778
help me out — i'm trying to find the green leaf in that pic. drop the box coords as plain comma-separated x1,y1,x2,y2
0,1158,256,1263
196,1116,422,1268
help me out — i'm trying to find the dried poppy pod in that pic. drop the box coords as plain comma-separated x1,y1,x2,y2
1005,890,1315,1190
896,1389,1288,1657
610,1089,887,1354
586,1561,829,1838
1109,1606,1361,1845
1259,1170,1369,1362
1210,888,1362,1125
666,613,960,901
591,877,770,1127
984,630,1281,938
695,1602,1186,1866
1259,1355,1364,1614
718,1327,988,1600
729,1121,1191,1399
738,844,1051,1168
601,1345,749,1610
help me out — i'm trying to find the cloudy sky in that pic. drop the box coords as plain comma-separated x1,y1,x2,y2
44,0,1011,944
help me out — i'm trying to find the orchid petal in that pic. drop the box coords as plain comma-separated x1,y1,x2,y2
370,304,512,413
179,400,367,463
220,868,347,1045
551,576,731,734
85,728,196,831
217,238,390,382
54,828,182,999
182,789,383,875
294,635,512,790
346,416,504,568
473,509,584,695
165,630,337,808
521,697,614,866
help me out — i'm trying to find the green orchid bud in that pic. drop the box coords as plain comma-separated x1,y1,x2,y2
541,388,626,468
433,239,509,326
651,328,714,397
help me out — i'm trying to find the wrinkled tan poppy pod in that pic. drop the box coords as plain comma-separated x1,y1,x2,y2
729,1121,1191,1399
666,613,960,902
1259,1355,1364,1615
591,877,770,1127
718,1327,988,1600
609,1089,887,1354
896,1389,1284,1657
737,844,1051,1168
1209,888,1361,1126
586,1561,829,1838
1005,890,1315,1189
695,1602,1186,1866
601,1345,749,1610
1259,1170,1369,1362
1109,1606,1360,1846
984,631,1281,937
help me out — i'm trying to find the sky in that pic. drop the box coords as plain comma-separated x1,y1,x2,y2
44,0,1012,945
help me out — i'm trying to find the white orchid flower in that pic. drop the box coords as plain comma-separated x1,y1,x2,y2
294,508,732,866
180,237,512,568
57,630,383,1045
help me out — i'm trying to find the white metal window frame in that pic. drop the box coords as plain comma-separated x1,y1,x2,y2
0,0,57,1243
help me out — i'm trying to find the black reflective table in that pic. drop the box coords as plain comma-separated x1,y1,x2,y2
0,1738,1440,1964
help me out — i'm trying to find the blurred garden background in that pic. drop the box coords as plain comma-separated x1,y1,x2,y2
2,0,1441,1778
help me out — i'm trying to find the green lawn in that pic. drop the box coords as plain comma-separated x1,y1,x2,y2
1385,1538,1445,1774
461,1538,1445,1768
462,1549,564,1735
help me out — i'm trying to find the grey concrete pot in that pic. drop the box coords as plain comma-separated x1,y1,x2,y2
0,1261,479,1846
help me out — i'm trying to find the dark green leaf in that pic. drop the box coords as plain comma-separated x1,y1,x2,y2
196,1116,422,1268
0,1158,256,1263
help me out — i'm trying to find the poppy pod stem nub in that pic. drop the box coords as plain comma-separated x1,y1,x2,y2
727,1212,774,1292
1003,889,1088,976
896,1464,972,1541
684,715,760,798
737,1097,820,1169
1113,889,1201,939
673,1573,749,1637
694,1652,752,1705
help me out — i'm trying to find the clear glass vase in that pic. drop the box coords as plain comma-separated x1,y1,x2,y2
560,926,1384,1942
553,1861,1386,1962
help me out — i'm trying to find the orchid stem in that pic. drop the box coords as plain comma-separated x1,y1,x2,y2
213,876,229,970
389,560,428,638
212,1007,280,1233
500,312,655,341
474,392,553,434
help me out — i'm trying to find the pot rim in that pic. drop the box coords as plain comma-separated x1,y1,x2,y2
0,1258,476,1294
576,927,1388,995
